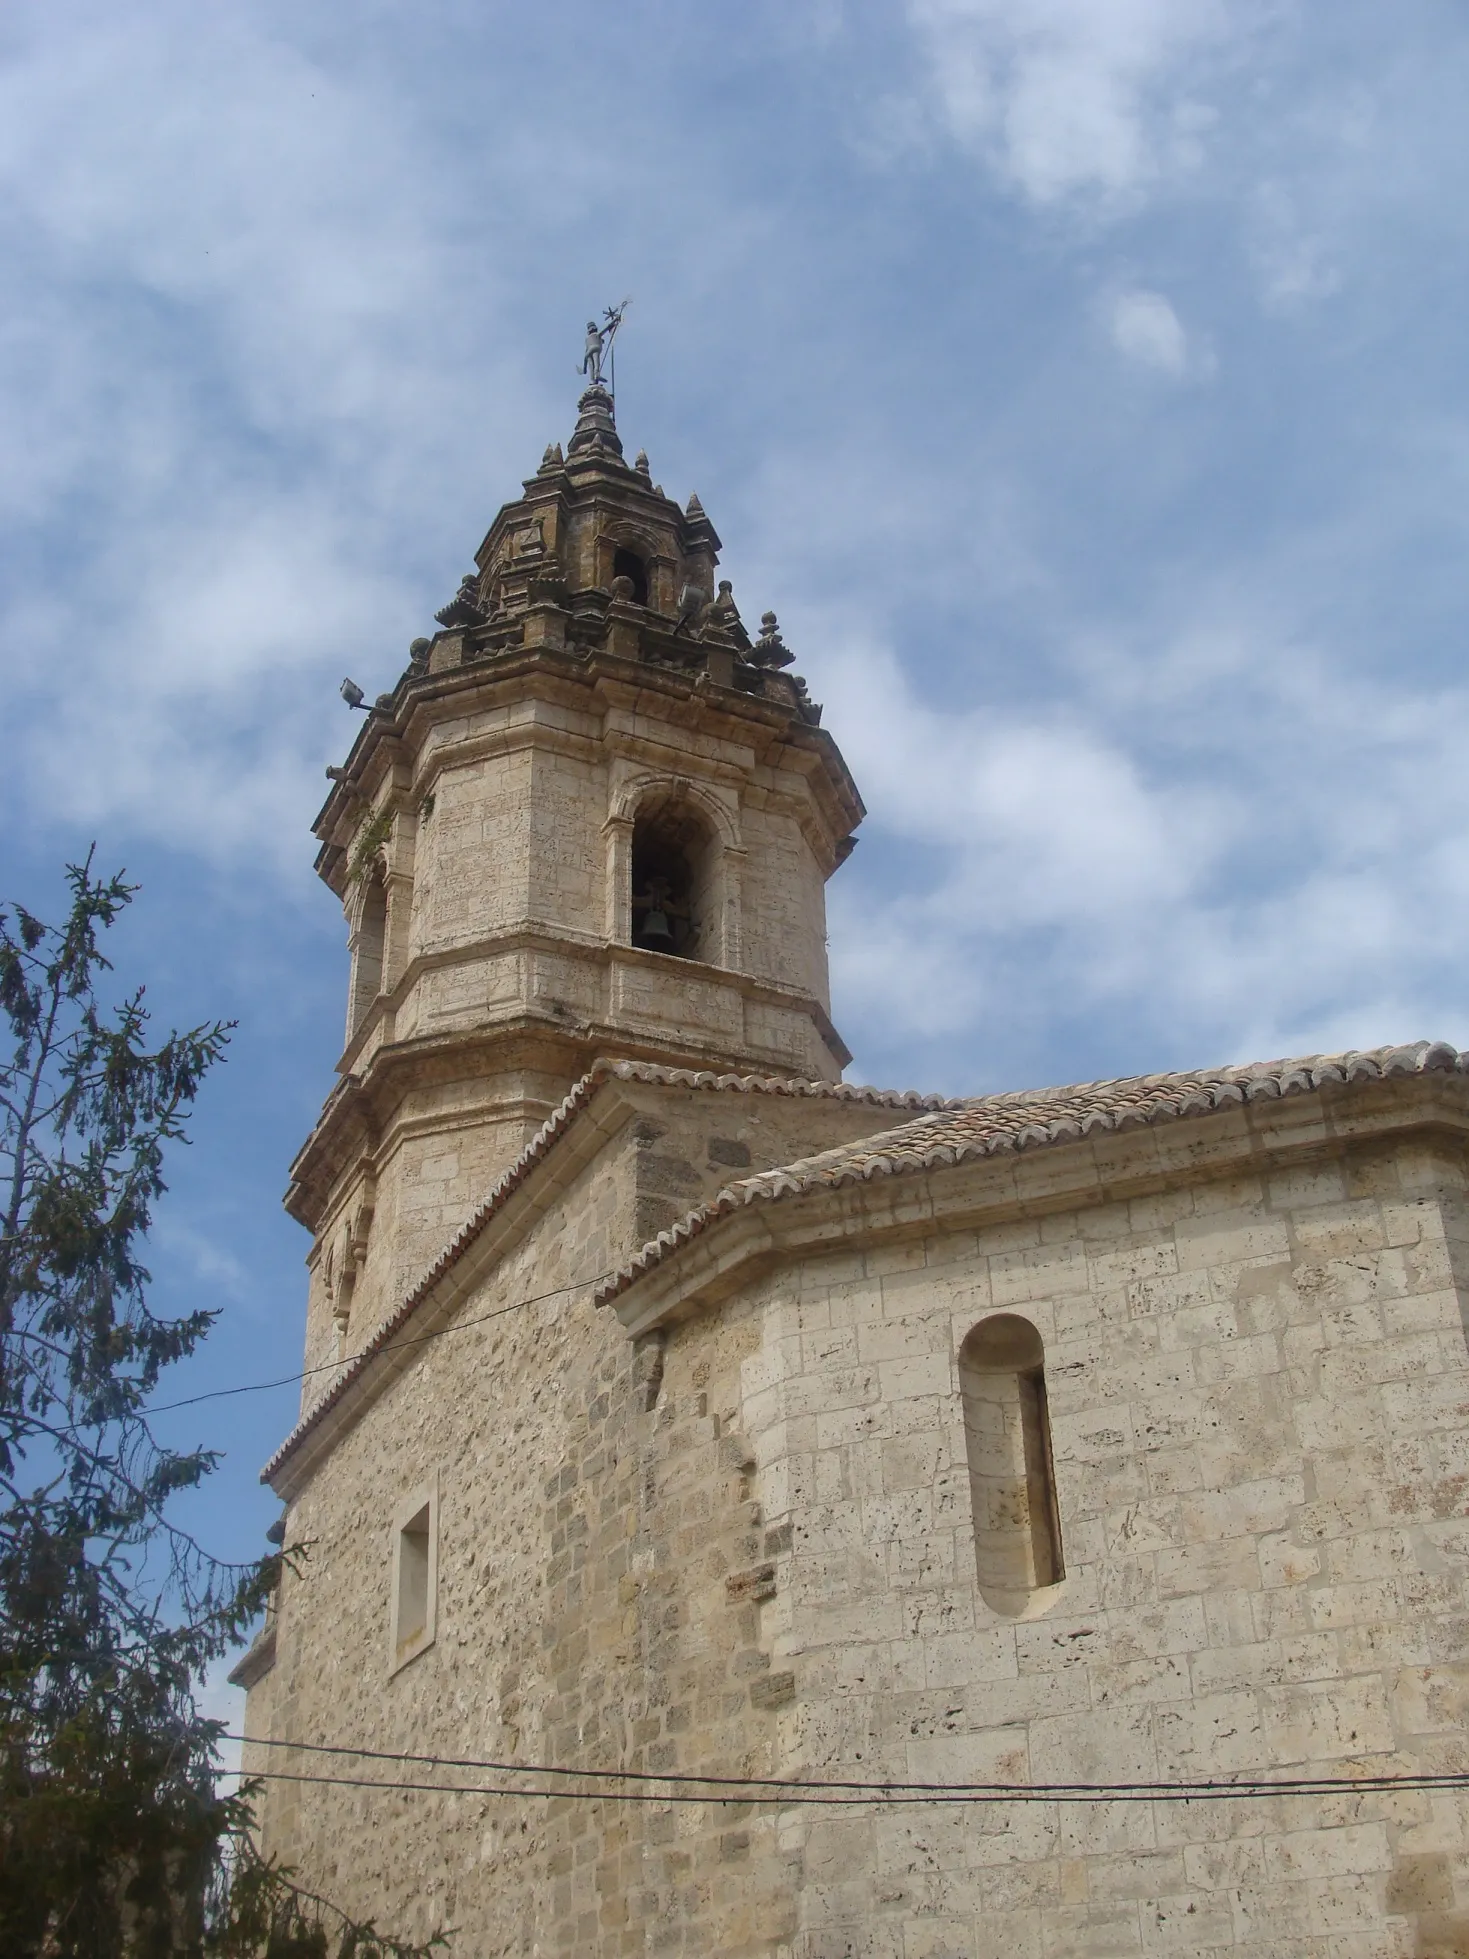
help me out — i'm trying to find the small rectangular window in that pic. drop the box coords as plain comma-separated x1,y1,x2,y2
389,1478,437,1672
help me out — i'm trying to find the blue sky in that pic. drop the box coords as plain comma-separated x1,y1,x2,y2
4,0,1469,1693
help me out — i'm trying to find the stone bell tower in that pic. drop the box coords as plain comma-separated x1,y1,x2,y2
286,377,864,1378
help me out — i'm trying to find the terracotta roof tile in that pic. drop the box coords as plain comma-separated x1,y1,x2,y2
265,1040,1464,1482
261,1060,951,1481
592,1040,1467,1307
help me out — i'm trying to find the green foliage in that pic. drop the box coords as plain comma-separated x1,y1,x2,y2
0,855,442,1957
209,1857,447,1959
347,811,394,887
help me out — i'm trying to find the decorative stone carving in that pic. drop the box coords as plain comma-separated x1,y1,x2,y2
434,575,488,629
751,609,795,668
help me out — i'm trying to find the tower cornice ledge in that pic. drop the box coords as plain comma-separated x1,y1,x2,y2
312,644,863,889
283,939,853,1230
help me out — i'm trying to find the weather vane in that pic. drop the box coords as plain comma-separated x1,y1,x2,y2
582,298,631,396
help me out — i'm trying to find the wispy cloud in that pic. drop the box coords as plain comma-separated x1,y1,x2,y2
1106,288,1202,376
151,1217,252,1307
902,0,1241,205
826,605,1469,1088
0,5,550,868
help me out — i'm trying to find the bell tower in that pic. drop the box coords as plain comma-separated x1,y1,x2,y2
286,374,864,1372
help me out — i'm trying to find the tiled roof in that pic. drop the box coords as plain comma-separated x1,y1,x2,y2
261,1060,951,1482
592,1041,1467,1308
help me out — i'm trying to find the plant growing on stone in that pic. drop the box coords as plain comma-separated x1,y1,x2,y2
0,854,441,1957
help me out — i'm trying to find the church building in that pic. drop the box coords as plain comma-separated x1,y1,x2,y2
236,364,1469,1958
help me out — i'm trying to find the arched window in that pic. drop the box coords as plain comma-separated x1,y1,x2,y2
349,866,388,1035
612,546,649,606
958,1314,1064,1616
630,796,713,960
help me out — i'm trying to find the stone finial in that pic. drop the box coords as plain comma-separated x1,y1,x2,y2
634,449,651,477
704,578,744,637
752,609,795,669
538,441,565,472
567,384,624,461
408,637,431,670
435,574,488,630
686,491,705,518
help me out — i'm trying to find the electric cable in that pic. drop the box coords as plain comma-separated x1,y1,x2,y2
235,1764,1469,1808
147,1270,615,1415
224,1735,1469,1806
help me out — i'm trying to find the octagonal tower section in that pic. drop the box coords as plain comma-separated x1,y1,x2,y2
286,382,864,1382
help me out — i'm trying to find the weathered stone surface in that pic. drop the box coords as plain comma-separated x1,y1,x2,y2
244,1063,1469,1956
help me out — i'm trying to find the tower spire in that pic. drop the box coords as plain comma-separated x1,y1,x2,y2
566,382,623,461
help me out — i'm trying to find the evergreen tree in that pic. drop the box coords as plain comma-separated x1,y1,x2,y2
0,856,440,1957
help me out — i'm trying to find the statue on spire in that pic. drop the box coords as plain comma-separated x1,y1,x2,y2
581,299,630,391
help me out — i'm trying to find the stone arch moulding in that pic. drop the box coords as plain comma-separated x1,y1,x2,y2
598,521,672,606
343,805,417,1042
958,1312,1066,1620
604,772,743,969
345,858,389,1041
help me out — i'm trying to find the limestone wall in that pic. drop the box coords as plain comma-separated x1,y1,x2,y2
731,1136,1469,1957
412,743,537,956
250,1126,796,1954
258,1079,1469,1956
737,799,830,1007
526,742,606,933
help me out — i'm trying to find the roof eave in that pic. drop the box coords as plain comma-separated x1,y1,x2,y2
602,1064,1469,1337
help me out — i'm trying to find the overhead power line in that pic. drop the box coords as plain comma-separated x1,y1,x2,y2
227,1735,1469,1808
148,1271,613,1416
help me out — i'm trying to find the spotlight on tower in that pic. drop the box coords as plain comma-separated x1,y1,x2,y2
340,678,368,710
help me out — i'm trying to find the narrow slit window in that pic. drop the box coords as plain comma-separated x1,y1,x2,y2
389,1482,437,1671
958,1315,1064,1616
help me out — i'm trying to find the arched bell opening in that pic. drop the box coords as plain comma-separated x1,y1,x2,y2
958,1313,1065,1618
612,546,649,606
630,796,714,960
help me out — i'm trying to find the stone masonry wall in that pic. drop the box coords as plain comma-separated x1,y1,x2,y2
736,801,831,1008
730,1134,1469,1958
411,741,537,957
253,1197,795,1952
296,1102,548,1393
294,1080,915,1413
249,1082,928,1953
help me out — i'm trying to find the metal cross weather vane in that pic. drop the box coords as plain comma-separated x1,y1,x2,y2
581,298,631,396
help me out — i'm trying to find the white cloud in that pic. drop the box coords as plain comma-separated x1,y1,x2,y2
0,6,554,868
6,0,1469,1106
823,621,1469,1084
1107,287,1192,373
1248,181,1342,312
151,1217,252,1305
903,0,1238,204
